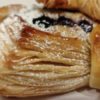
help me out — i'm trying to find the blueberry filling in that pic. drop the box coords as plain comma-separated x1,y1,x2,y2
32,15,55,28
32,15,93,32
57,16,75,27
78,20,93,33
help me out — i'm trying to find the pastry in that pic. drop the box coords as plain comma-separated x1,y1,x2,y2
37,0,100,90
0,4,97,97
0,4,25,22
37,0,100,21
90,25,100,89
0,16,89,97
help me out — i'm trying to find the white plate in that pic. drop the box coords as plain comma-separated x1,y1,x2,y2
0,0,100,100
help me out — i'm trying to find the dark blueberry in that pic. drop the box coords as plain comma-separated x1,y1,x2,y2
57,16,75,27
38,22,51,28
32,15,55,28
78,20,93,33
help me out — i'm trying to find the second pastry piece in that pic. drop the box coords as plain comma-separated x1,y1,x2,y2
37,0,100,21
90,25,100,89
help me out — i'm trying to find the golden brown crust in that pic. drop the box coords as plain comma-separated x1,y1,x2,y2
37,0,68,9
0,2,97,96
90,25,100,89
0,4,25,22
0,14,90,96
19,26,89,55
78,0,100,21
37,0,78,9
37,0,100,21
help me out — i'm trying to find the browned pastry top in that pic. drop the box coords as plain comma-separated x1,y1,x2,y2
37,0,100,21
5,25,89,70
37,0,78,9
19,26,87,54
38,0,68,9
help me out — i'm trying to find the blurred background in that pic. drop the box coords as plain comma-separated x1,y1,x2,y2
0,0,37,7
